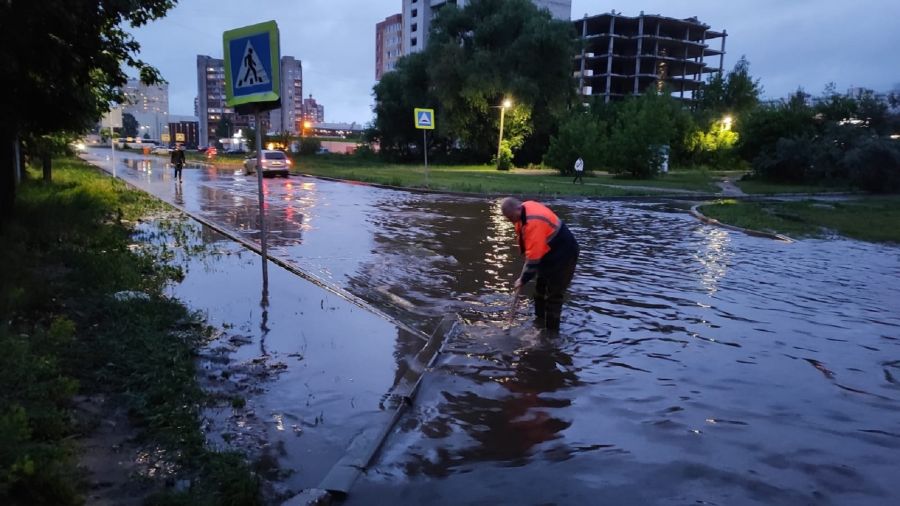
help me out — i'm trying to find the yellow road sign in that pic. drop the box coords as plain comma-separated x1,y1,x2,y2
161,134,171,142
175,133,186,142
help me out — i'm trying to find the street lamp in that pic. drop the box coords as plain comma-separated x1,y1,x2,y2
722,115,733,131
496,98,512,170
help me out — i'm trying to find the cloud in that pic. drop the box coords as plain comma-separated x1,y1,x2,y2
131,0,900,122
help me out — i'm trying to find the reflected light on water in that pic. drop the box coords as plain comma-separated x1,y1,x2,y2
695,227,731,295
484,199,516,293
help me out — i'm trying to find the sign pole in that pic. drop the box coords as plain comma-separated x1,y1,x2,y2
423,129,428,187
111,132,116,177
255,109,268,287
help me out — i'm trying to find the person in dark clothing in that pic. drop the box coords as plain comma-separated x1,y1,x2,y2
170,144,185,182
501,197,579,332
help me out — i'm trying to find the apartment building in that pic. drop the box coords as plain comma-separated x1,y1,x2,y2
376,14,403,80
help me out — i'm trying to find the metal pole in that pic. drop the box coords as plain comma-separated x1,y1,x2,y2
255,109,269,287
497,105,506,170
111,131,116,177
423,129,428,186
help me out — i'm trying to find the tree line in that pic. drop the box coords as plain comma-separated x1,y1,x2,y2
370,0,900,191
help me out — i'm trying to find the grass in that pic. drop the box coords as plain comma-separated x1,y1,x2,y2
699,197,900,243
736,178,855,195
283,154,725,197
0,158,260,505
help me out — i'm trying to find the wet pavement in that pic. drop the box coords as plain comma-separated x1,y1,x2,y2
85,149,900,505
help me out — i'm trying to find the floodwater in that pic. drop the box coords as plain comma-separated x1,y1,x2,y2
86,149,900,505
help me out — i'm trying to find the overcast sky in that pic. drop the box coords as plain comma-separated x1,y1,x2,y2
130,0,900,123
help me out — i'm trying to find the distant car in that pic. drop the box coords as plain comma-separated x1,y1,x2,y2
243,150,292,177
152,146,172,155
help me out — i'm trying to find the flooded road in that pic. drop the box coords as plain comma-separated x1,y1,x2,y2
86,150,900,505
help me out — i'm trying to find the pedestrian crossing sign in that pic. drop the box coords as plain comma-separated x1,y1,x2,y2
223,21,281,110
414,108,435,130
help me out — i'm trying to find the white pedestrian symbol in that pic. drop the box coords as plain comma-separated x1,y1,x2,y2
236,41,270,88
418,112,432,126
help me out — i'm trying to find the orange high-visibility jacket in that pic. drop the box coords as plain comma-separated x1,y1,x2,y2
515,201,577,283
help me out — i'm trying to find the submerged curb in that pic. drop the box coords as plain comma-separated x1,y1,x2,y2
84,157,430,343
690,203,794,242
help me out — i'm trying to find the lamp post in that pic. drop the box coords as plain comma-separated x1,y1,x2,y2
496,98,512,170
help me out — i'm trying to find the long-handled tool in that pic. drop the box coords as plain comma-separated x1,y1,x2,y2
507,286,522,325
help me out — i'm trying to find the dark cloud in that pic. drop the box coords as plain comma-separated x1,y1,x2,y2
130,0,900,122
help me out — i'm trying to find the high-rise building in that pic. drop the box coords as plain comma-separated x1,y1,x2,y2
376,14,403,80
197,54,294,146
269,56,304,134
401,0,571,55
302,95,325,124
122,78,169,139
574,11,726,103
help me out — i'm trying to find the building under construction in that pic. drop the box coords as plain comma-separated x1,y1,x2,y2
574,11,726,103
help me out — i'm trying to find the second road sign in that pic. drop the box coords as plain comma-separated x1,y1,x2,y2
414,108,435,130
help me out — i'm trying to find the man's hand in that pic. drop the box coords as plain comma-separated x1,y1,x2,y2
513,277,523,292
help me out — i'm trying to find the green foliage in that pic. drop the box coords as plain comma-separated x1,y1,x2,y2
123,113,140,138
544,110,606,174
740,85,899,190
216,117,234,139
0,158,260,505
842,137,900,193
299,137,322,156
493,140,514,170
0,0,174,137
607,91,685,178
697,56,762,119
686,119,739,168
372,0,575,163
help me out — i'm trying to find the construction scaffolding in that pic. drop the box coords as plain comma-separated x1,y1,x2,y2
574,11,726,103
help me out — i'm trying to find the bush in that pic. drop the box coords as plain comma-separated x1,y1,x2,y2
299,137,321,155
493,140,513,170
843,138,900,193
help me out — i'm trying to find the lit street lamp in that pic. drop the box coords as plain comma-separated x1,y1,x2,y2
722,115,733,131
496,98,512,170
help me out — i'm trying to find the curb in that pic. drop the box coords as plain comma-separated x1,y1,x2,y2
690,203,794,242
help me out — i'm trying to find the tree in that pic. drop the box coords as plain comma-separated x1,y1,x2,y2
544,110,607,174
372,0,576,164
371,52,433,161
0,0,175,209
697,56,762,125
215,117,234,139
123,113,140,138
606,91,684,178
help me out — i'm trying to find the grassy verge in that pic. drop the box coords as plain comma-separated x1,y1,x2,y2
699,197,900,243
0,158,260,505
735,179,855,195
284,155,723,196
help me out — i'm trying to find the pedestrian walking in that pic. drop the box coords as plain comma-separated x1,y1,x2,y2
170,144,185,183
573,157,584,184
500,197,579,332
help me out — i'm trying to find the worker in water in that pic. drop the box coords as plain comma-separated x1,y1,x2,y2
500,197,579,332
170,143,185,183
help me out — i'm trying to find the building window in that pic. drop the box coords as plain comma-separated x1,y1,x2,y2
412,23,417,33
411,37,417,47
412,9,417,17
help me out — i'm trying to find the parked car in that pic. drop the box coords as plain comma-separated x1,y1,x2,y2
152,146,172,155
243,150,292,177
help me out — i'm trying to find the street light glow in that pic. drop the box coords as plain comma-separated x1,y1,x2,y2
502,99,512,109
722,115,733,130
